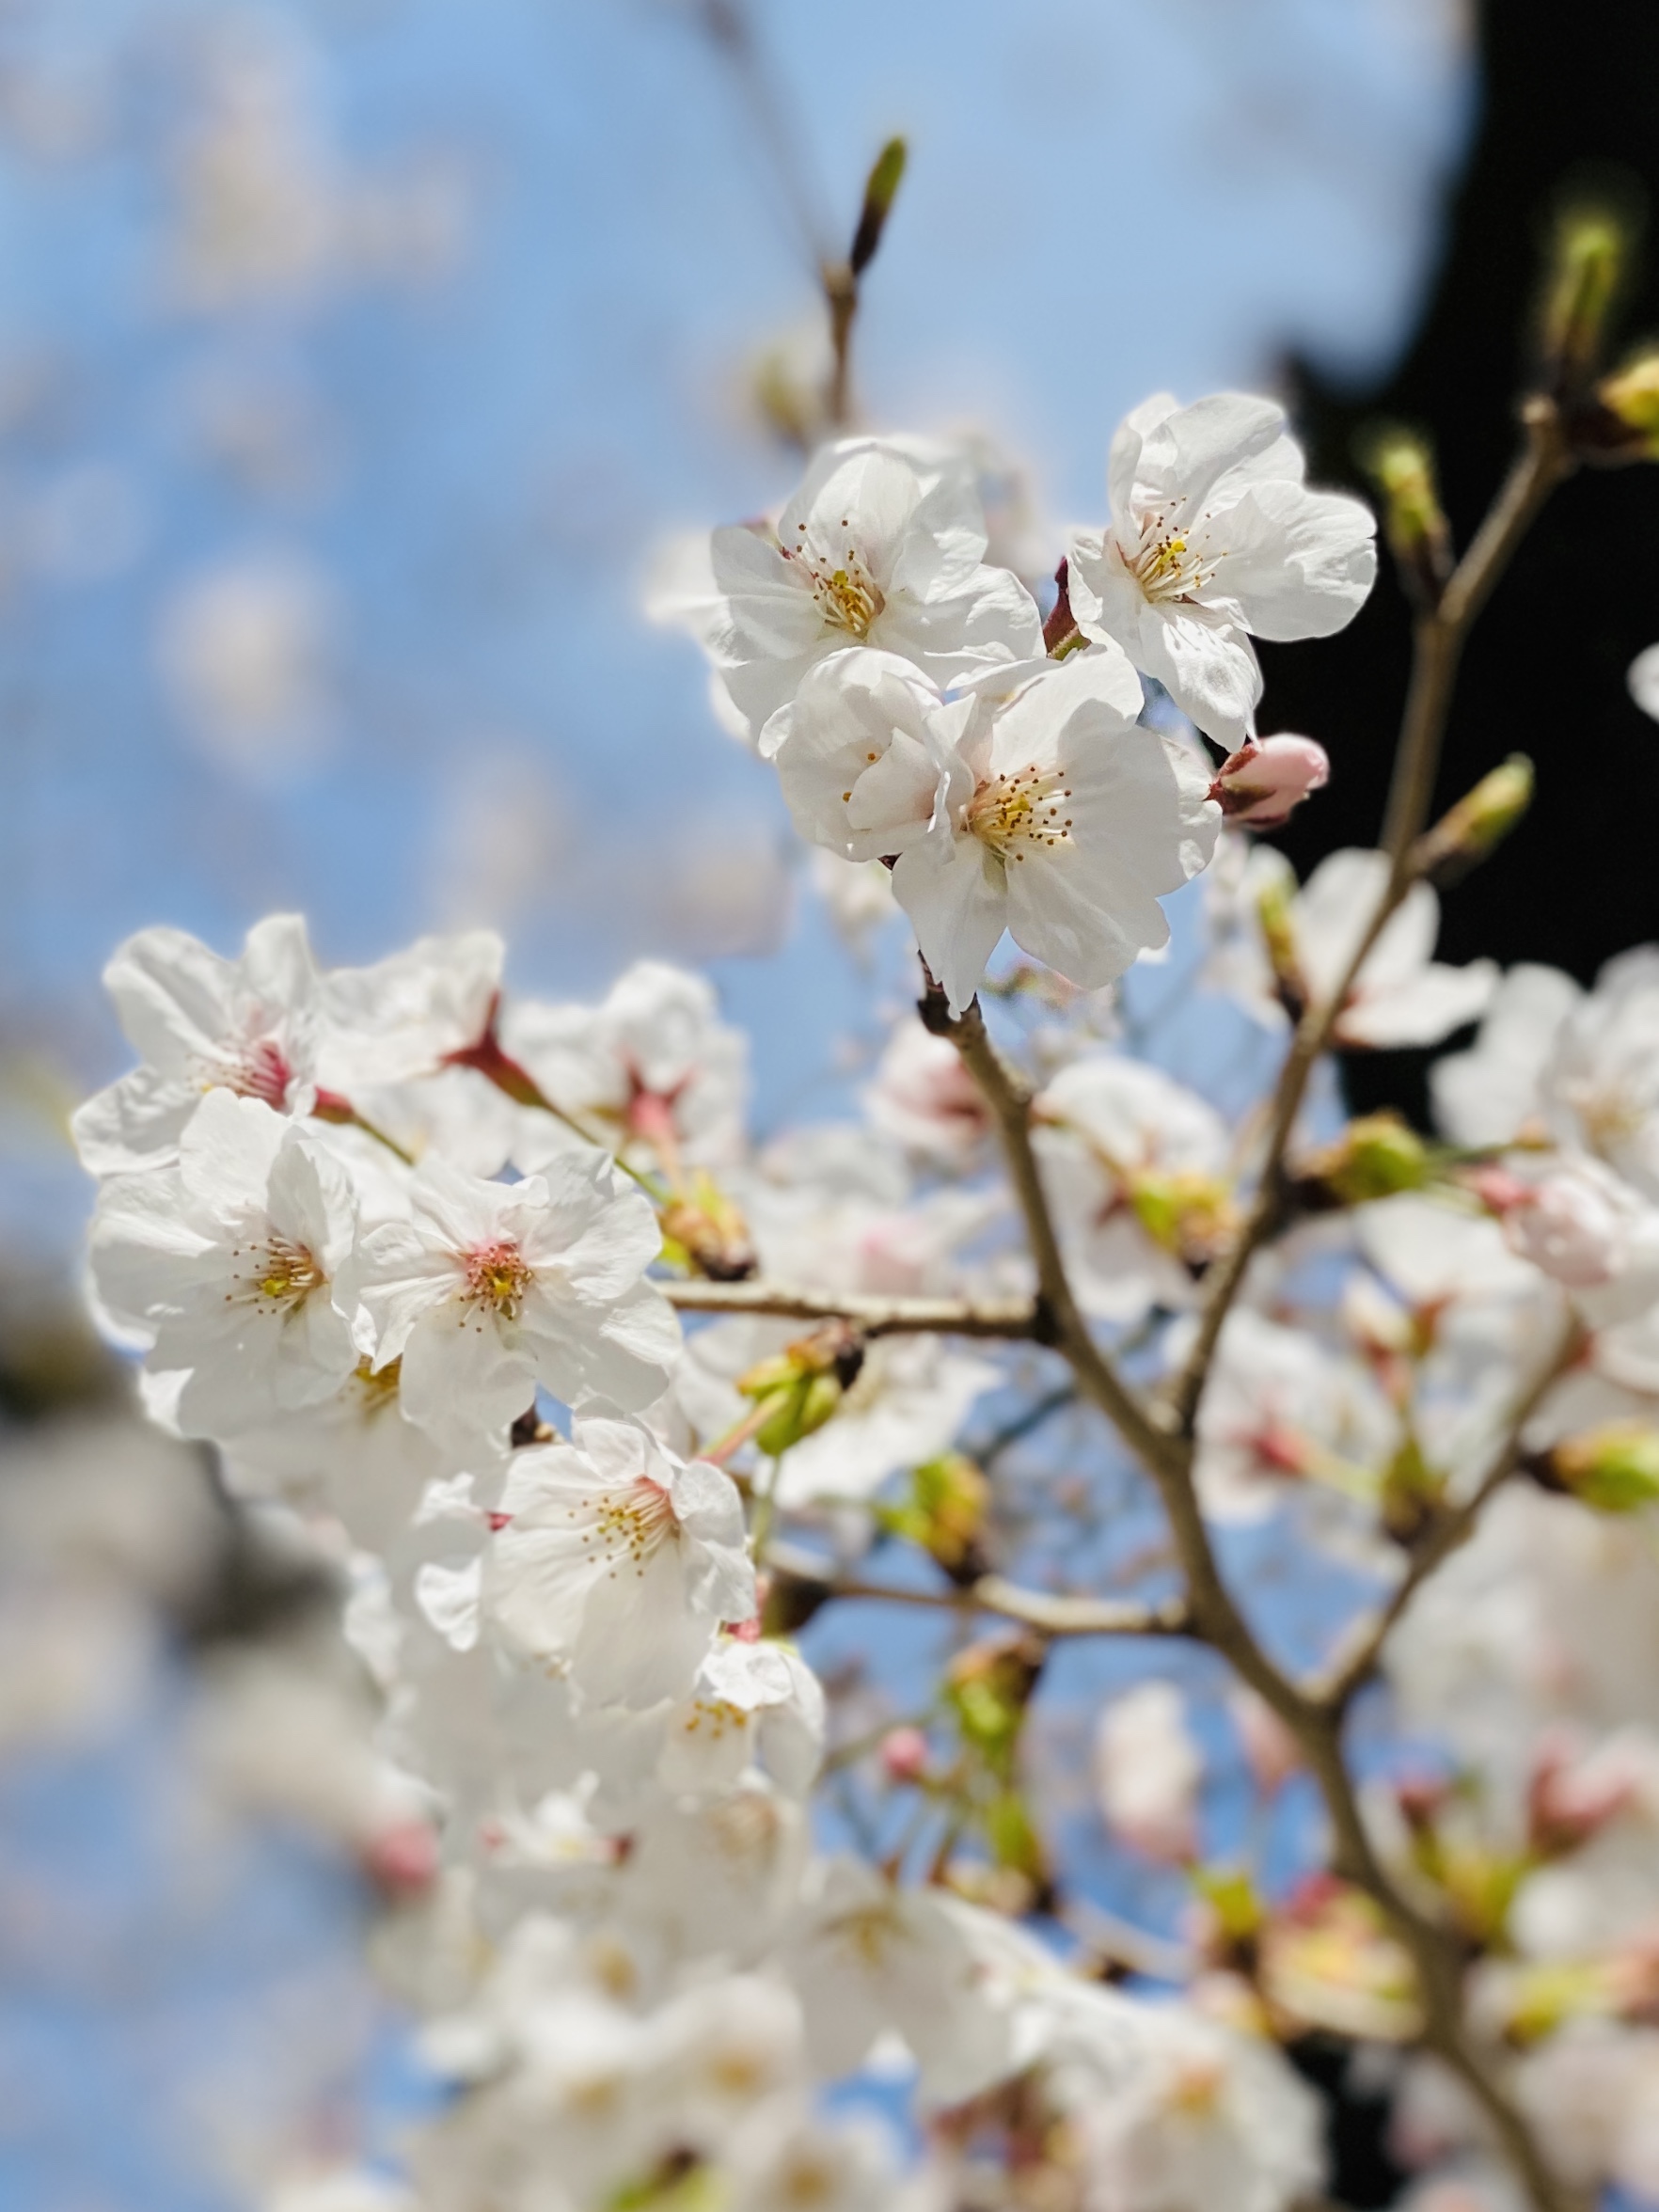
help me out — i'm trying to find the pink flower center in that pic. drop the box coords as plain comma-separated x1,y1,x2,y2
206,1035,294,1109
462,1240,534,1319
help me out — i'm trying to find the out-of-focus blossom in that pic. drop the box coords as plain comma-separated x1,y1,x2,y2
157,553,338,774
1095,1681,1203,1862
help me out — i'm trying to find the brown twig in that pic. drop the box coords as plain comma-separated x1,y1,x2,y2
926,977,1577,2212
663,1278,1040,1340
1168,402,1572,1437
1314,1317,1585,1713
765,1536,1188,1641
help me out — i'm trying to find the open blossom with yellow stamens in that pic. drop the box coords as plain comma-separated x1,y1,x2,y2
486,1418,753,1709
1067,391,1376,748
770,642,1218,1015
340,1152,680,1454
893,644,1219,1015
648,434,1043,748
88,1088,358,1440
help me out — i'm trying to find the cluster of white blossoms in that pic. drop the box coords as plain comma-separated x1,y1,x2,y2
656,398,1373,1012
71,382,1659,2212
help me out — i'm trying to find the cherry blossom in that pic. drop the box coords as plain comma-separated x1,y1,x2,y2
1289,848,1496,1046
500,959,748,1176
1067,391,1376,746
88,1089,357,1439
340,1152,679,1447
73,915,324,1175
653,434,1044,745
1034,1052,1234,1322
485,1419,753,1708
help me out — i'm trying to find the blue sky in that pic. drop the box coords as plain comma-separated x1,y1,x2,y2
0,0,1473,1272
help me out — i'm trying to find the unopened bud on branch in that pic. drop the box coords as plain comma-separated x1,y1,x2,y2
848,136,908,277
1211,735,1330,829
1414,754,1534,882
1358,426,1452,608
1304,1112,1430,1209
1540,204,1628,396
1547,1422,1659,1514
659,1172,757,1282
1576,348,1659,463
735,1321,864,1457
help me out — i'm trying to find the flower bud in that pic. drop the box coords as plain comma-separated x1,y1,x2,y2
659,1173,757,1282
1578,348,1659,461
1547,1421,1659,1513
848,135,907,277
1210,735,1330,829
1358,426,1452,608
1414,755,1534,882
1254,864,1305,1013
1527,1728,1641,1857
879,1725,931,1783
877,1452,990,1580
1130,1169,1239,1267
735,1321,864,1458
1304,1113,1430,1209
1540,204,1629,395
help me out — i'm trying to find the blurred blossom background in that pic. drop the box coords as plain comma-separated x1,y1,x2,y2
0,0,1576,2204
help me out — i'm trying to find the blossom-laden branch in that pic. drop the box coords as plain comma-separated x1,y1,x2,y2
1168,399,1573,1438
662,1278,1041,1340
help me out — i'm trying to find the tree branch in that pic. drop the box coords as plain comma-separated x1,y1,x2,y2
924,984,1578,2212
663,1278,1040,1339
1168,403,1572,1437
922,988,1186,1482
764,1537,1189,1640
1314,1317,1584,1713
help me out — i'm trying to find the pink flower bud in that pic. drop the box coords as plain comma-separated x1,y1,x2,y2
879,1725,931,1783
1527,1727,1642,1855
1211,735,1330,829
362,1819,439,1898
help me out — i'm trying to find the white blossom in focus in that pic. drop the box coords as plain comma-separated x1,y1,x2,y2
340,1153,679,1446
485,1420,753,1708
775,645,1218,1015
89,1091,357,1439
650,435,1043,745
1067,391,1376,747
318,930,503,1089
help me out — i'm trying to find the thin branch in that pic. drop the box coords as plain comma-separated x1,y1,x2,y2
764,1538,1189,1640
663,1278,1040,1340
923,989,1186,1482
924,988,1577,2212
1168,403,1572,1437
1314,1318,1584,1713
